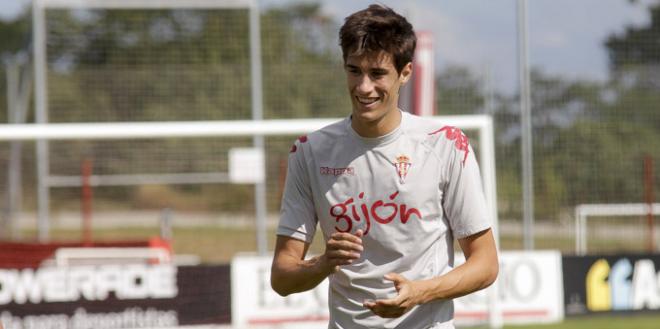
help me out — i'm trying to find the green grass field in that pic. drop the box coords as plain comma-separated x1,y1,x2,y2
498,314,660,329
23,226,274,263
24,225,650,263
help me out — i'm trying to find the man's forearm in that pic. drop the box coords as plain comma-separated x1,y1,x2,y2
271,254,333,296
415,255,498,303
414,229,498,304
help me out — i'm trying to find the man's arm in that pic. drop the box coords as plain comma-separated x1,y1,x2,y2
365,228,498,317
271,230,364,296
418,228,498,300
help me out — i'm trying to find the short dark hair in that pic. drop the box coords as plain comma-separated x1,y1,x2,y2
339,4,416,74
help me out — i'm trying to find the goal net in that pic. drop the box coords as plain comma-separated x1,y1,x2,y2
0,116,498,245
26,0,264,242
575,203,660,255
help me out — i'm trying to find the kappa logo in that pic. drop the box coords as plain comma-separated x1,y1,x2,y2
320,167,355,176
393,155,412,184
429,126,470,166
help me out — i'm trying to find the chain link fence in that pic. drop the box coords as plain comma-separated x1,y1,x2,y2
0,1,658,258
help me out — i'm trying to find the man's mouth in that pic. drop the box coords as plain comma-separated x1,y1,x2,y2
356,96,379,105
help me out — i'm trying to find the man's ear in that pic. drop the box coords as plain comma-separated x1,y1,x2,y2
399,62,413,84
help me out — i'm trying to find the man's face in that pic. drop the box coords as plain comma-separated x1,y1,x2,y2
345,51,411,133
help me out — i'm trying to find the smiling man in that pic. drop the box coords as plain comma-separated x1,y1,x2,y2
271,4,498,329
345,49,409,138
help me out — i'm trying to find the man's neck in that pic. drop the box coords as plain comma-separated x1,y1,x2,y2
351,109,402,138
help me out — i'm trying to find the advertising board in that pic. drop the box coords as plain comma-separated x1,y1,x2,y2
231,251,565,327
0,264,230,329
563,254,660,315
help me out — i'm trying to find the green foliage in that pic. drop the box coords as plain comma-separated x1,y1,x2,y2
551,121,659,205
0,11,30,56
485,68,610,220
436,66,486,115
484,63,658,221
605,3,660,70
45,9,253,122
496,169,522,219
29,4,348,212
604,82,660,130
534,159,567,219
528,70,606,146
0,10,31,123
261,4,348,119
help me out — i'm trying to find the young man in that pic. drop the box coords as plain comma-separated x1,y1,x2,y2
271,4,498,329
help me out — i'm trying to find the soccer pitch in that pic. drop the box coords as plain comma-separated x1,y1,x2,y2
495,314,660,329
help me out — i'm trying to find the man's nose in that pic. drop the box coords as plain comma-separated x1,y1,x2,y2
355,74,374,94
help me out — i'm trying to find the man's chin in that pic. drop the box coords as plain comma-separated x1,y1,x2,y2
351,110,379,124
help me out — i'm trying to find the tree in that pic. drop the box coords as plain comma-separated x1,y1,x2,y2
29,4,349,212
435,65,486,115
0,11,31,123
600,1,660,204
605,3,660,72
551,121,660,206
604,2,660,129
489,69,606,220
261,3,348,119
528,70,605,146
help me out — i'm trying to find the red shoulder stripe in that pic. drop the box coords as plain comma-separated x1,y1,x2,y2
428,126,470,166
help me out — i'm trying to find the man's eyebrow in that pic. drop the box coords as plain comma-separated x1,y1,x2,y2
345,64,360,69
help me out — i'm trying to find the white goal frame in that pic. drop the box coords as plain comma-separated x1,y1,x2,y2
32,0,265,245
0,115,499,239
575,203,660,255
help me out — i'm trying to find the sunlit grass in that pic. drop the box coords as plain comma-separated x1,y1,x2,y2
496,314,660,329
22,226,327,263
20,224,651,263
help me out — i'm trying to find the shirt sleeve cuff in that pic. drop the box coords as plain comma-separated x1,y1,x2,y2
454,222,492,240
277,226,313,244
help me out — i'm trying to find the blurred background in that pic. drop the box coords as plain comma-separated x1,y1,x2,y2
0,0,659,327
2,0,658,257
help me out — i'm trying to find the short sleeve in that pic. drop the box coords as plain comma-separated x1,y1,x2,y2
441,138,491,239
277,139,317,243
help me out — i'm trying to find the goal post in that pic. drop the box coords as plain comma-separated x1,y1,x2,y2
0,116,499,243
32,0,264,244
575,203,660,255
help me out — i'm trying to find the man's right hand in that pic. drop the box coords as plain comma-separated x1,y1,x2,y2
271,230,364,296
321,229,364,273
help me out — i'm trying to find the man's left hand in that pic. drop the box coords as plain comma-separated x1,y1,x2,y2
363,273,422,318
